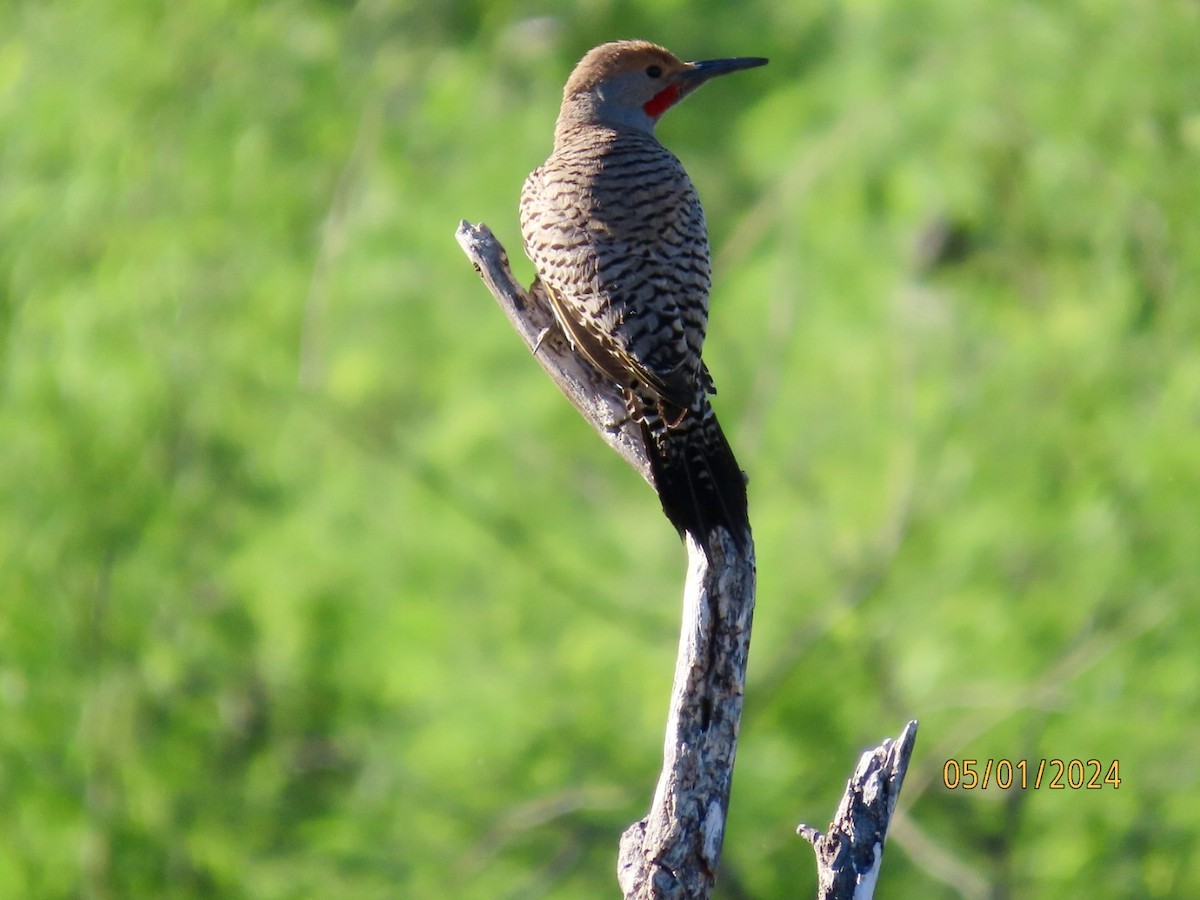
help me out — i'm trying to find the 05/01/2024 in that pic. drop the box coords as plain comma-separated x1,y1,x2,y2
942,758,1121,790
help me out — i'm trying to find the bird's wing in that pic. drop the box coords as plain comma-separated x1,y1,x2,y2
588,239,702,412
520,170,704,414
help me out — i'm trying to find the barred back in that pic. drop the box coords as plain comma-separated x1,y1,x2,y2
520,124,710,412
520,121,748,546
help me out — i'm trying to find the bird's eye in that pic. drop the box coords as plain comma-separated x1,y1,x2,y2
645,65,662,78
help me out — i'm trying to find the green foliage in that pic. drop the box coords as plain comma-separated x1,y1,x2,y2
2,0,1198,896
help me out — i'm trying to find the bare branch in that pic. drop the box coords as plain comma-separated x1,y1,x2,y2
458,220,916,898
455,221,652,486
798,721,919,900
457,221,757,899
618,528,756,899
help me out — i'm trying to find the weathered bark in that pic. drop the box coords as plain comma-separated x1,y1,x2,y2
456,219,913,899
798,720,919,899
454,221,651,486
616,528,755,899
457,220,756,897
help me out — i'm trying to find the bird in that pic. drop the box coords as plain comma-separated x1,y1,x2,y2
519,40,766,548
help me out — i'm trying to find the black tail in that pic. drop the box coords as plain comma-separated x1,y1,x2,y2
643,397,750,550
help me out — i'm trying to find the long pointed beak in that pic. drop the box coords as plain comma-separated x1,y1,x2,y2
678,55,769,89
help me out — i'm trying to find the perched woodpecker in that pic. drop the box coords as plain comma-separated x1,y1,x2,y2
520,40,766,546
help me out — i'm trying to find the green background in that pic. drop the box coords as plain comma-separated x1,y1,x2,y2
3,1,1198,896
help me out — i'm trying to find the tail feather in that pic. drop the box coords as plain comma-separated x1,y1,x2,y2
642,397,750,549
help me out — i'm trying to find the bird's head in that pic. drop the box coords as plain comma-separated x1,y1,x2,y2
557,40,767,138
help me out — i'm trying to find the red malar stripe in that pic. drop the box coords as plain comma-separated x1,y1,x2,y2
643,84,680,119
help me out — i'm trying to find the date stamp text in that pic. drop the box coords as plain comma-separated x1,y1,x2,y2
942,758,1121,790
